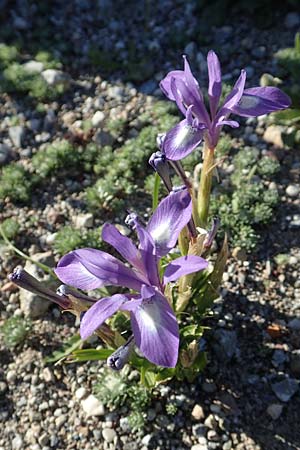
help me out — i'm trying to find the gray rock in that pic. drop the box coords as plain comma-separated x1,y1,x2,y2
267,403,283,420
94,130,115,146
19,259,52,319
0,143,11,165
38,433,49,446
271,378,299,402
284,12,300,28
272,349,288,367
75,387,87,400
23,60,44,73
286,184,300,198
41,69,70,87
9,125,25,148
191,443,208,450
55,414,67,428
290,350,300,376
288,318,300,331
81,394,105,417
120,417,131,432
12,435,23,450
74,213,94,228
213,329,237,362
102,428,116,443
0,381,7,394
6,370,17,383
192,424,207,437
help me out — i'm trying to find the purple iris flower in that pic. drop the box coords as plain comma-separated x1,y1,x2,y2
160,50,291,159
55,189,208,368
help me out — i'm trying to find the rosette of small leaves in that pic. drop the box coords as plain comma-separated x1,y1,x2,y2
0,316,32,348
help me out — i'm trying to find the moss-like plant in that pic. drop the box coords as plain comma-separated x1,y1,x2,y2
0,218,20,241
54,226,102,255
0,163,33,203
32,140,78,177
0,316,32,348
210,148,280,250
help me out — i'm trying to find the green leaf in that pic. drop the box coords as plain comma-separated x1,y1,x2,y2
155,368,176,384
271,108,300,124
44,335,82,363
295,32,300,53
70,348,113,362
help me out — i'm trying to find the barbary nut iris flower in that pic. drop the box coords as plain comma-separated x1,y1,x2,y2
55,189,208,368
160,50,291,160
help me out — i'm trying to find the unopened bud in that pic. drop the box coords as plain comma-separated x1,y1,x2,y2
149,151,172,191
107,336,135,370
9,268,70,309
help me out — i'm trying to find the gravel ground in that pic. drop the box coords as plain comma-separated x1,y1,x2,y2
1,2,300,450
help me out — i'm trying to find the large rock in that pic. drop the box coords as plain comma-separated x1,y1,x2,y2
19,253,56,319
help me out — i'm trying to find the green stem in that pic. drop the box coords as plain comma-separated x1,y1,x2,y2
197,143,215,228
152,172,160,211
0,223,55,278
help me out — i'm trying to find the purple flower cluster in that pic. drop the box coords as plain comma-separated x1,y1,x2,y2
159,51,291,160
55,189,208,367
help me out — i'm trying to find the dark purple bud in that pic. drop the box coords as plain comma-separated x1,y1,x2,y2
9,268,70,309
204,217,220,249
107,335,135,370
149,151,172,192
125,212,138,229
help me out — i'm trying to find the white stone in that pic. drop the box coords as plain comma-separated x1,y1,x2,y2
191,404,205,421
102,428,116,443
286,184,300,198
74,213,94,228
41,69,70,86
75,387,87,400
81,394,105,417
23,60,44,73
91,111,105,127
6,370,17,383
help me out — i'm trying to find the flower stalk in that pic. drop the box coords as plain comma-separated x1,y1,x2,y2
197,142,215,228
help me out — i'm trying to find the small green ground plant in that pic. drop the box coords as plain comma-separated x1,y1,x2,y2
0,316,32,348
211,148,280,250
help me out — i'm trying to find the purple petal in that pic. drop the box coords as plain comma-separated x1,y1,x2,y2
170,65,210,125
216,119,239,128
162,118,204,161
219,69,246,113
80,294,127,339
160,70,186,101
55,248,144,291
134,222,160,288
207,50,222,118
163,255,208,284
230,86,291,117
130,290,179,367
102,223,144,272
147,189,192,257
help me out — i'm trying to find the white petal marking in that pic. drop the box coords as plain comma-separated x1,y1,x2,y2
238,95,260,110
